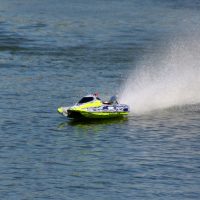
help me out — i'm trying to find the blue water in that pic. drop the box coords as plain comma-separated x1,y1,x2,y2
1,0,200,199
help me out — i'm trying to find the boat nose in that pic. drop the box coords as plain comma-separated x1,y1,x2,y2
57,107,63,114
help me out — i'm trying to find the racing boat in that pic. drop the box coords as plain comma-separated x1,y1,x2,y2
57,93,129,119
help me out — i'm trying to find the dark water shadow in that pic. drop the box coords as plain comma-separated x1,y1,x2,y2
58,117,128,129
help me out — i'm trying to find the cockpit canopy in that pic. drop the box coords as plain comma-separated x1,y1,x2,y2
77,94,101,104
78,96,94,104
77,94,118,105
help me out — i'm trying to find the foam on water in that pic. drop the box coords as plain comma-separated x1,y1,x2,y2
119,35,200,114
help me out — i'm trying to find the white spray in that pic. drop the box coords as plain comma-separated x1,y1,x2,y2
119,36,200,114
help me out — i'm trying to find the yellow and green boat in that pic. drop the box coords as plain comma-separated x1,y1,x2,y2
57,94,129,119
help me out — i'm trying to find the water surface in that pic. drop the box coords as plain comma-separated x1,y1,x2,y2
0,0,200,199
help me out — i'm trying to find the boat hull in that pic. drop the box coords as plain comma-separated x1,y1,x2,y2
68,110,128,119
58,102,129,119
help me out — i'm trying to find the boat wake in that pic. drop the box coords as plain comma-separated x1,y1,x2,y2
119,35,200,114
